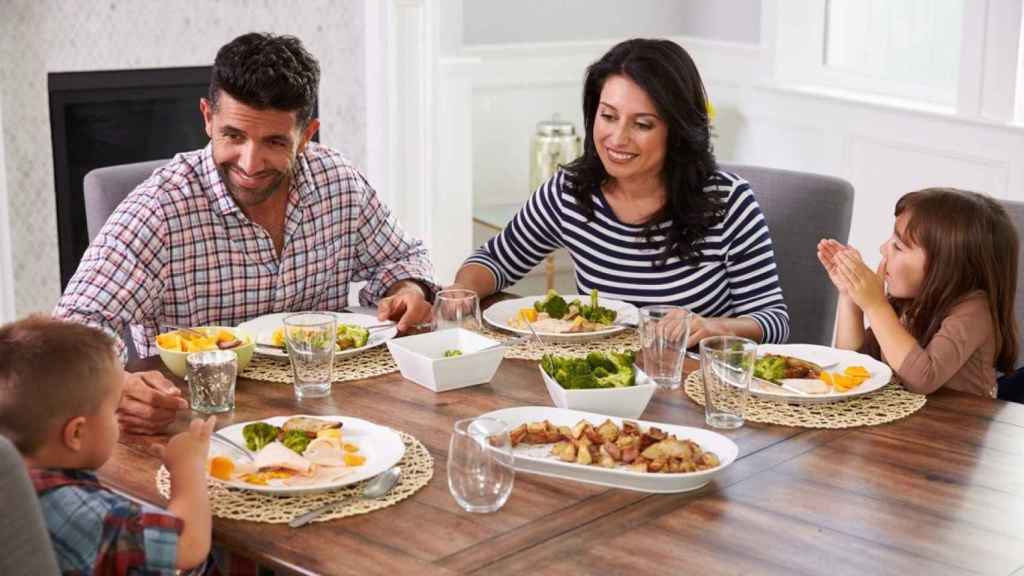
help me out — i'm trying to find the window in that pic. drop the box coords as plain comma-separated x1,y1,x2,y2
770,0,1022,121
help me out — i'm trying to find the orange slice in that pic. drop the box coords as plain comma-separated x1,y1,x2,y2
209,456,235,481
343,453,366,466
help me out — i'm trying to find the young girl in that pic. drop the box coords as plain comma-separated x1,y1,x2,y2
817,188,1019,397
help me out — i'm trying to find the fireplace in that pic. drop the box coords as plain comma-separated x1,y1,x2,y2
48,66,212,289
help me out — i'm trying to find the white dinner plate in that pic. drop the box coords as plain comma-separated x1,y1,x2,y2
210,415,405,495
751,344,892,404
482,295,638,342
478,406,738,493
238,312,398,360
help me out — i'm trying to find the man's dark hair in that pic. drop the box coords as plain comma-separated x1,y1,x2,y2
210,32,320,125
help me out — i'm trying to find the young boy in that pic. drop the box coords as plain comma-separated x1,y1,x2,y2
0,315,214,574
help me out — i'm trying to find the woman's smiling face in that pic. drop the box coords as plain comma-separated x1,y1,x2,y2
593,74,668,184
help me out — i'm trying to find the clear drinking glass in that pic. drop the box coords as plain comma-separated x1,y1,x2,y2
700,336,757,429
433,289,482,331
638,305,691,390
448,417,515,513
284,312,336,399
186,350,237,413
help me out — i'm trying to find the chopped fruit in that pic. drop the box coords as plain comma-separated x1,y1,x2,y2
844,365,870,378
818,372,834,387
216,329,236,343
343,453,366,466
342,443,359,453
518,308,538,323
209,456,235,481
156,332,181,350
317,429,342,441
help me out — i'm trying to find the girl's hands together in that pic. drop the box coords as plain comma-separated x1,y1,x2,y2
817,239,849,295
833,249,888,313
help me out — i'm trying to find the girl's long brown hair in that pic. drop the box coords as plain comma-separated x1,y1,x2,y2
892,188,1019,373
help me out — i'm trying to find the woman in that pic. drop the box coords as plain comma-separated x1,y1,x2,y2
452,38,789,346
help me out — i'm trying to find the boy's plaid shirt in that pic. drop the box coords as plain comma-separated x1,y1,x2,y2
55,142,436,358
31,468,182,575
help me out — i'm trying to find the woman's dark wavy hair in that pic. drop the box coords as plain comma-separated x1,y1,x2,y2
209,32,320,125
563,38,721,266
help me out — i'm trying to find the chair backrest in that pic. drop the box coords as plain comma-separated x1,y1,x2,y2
997,198,1024,369
82,159,168,360
719,163,855,346
83,159,168,241
0,435,60,576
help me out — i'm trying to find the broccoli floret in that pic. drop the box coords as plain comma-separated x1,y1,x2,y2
338,324,370,349
586,352,616,372
597,364,636,388
281,430,313,454
242,422,280,452
609,351,636,370
754,355,786,383
566,373,600,390
592,366,611,379
535,289,569,319
578,289,617,324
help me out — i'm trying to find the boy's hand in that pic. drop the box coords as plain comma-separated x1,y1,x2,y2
118,371,188,435
154,417,216,476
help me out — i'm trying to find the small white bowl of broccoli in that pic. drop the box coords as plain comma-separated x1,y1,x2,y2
539,351,657,418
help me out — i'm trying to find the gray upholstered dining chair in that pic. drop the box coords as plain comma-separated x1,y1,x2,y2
719,163,855,346
0,435,60,575
83,159,168,241
997,199,1024,403
82,159,168,360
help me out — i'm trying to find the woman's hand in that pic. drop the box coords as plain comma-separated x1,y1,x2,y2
833,250,888,313
660,309,732,348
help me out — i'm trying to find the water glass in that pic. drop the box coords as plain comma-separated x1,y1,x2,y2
186,350,237,413
433,289,482,331
284,312,336,399
447,417,515,513
700,336,757,429
638,305,691,390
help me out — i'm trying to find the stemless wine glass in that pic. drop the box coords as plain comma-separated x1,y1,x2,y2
638,305,692,390
700,336,757,429
433,289,482,331
284,312,336,399
447,417,515,513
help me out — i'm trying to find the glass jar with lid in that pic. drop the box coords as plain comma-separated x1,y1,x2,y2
529,115,582,192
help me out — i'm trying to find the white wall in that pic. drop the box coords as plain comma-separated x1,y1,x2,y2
0,0,367,316
463,0,760,45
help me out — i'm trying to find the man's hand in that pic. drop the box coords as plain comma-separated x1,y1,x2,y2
118,371,188,435
378,280,432,333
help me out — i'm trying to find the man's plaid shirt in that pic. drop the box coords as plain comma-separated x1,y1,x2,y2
56,142,436,358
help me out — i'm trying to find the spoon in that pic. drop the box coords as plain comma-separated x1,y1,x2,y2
289,466,402,528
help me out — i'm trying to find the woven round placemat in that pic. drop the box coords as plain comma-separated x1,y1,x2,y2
156,431,432,523
240,346,398,384
683,371,926,429
478,327,639,360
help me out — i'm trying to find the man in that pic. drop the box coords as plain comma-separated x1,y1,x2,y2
56,33,436,434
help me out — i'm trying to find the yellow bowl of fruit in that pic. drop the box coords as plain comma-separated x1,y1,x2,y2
155,326,254,378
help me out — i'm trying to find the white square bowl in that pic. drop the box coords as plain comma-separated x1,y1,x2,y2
387,328,505,392
539,364,657,419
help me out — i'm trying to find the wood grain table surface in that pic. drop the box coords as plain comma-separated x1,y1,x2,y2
101,354,1024,576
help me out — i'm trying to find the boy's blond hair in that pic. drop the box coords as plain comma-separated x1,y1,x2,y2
0,315,118,455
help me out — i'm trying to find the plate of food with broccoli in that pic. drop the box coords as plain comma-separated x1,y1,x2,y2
483,289,638,342
239,312,398,360
750,344,892,403
207,414,405,495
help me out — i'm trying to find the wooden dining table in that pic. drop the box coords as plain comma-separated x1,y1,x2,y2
102,354,1024,576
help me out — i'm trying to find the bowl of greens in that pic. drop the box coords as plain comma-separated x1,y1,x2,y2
539,351,657,418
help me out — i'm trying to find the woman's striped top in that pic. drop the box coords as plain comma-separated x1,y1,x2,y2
465,170,790,343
